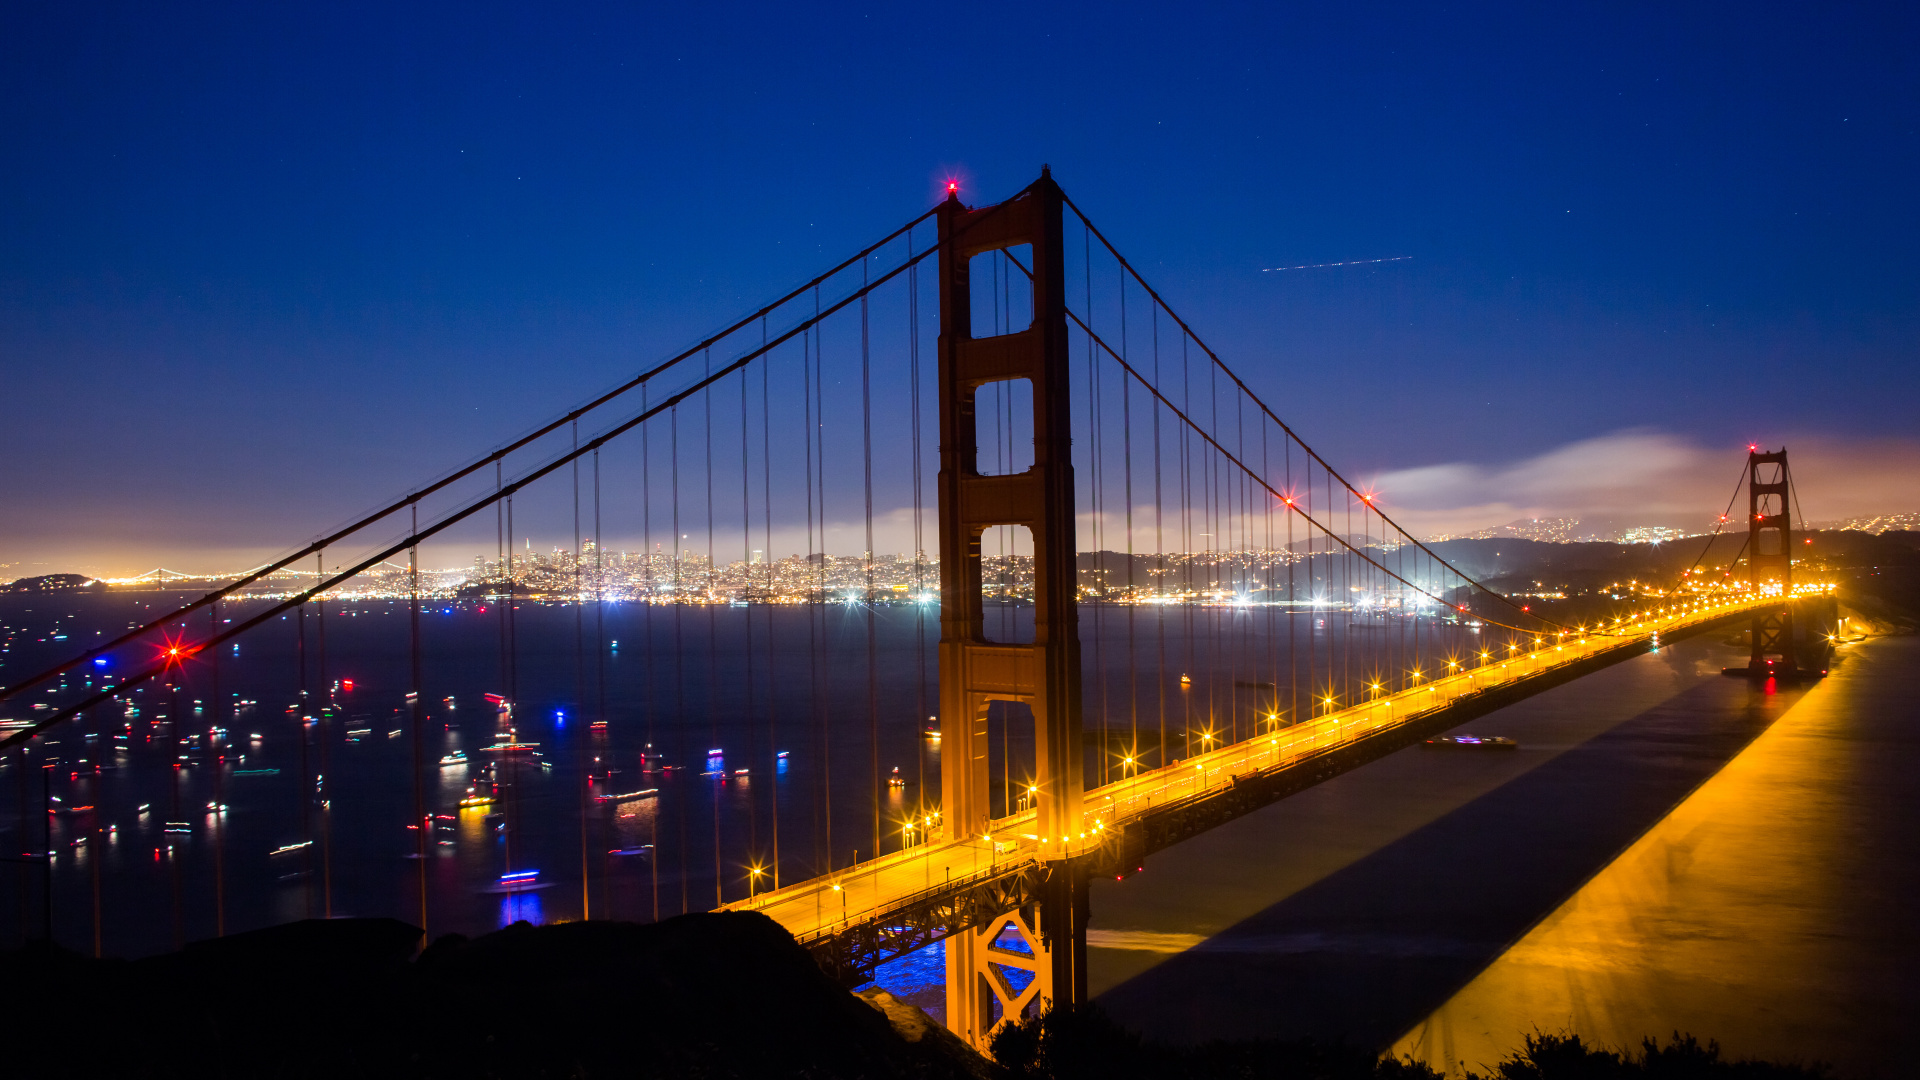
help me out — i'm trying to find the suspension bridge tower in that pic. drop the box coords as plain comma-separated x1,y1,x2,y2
934,169,1090,1046
1745,446,1796,675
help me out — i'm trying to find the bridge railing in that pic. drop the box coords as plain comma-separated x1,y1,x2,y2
1078,595,1764,834
714,594,1768,980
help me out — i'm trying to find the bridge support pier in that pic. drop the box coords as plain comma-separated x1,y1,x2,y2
943,863,1088,1052
1040,861,1090,1009
946,906,1049,1049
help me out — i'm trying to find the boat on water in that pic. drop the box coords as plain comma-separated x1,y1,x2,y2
481,869,550,894
593,788,659,804
480,741,540,754
459,783,498,808
1422,735,1518,751
439,750,468,767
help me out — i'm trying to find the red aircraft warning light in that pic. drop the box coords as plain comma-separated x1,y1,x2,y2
156,633,194,668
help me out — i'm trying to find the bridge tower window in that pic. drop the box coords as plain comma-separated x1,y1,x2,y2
969,244,1034,336
974,378,1035,476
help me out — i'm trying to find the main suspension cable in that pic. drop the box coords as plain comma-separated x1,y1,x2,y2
1060,194,1580,634
1069,305,1565,639
0,206,947,708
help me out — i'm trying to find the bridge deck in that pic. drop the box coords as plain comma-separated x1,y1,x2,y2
724,597,1777,957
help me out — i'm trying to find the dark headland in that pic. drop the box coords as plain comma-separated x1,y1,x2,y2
1,912,1835,1080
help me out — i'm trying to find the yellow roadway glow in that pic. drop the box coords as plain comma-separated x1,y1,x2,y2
720,597,1778,946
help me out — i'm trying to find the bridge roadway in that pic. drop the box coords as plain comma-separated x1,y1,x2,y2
722,595,1781,962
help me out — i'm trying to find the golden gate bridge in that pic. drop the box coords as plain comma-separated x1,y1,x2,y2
0,169,1826,1052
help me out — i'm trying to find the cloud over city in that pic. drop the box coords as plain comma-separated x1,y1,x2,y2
1370,430,1920,539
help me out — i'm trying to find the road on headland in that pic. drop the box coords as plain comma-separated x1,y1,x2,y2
1390,633,1920,1079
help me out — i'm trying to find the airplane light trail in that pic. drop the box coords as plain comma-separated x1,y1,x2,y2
1261,256,1413,272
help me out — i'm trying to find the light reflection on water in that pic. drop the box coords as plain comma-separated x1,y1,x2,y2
499,892,544,927
5,592,1472,958
862,922,1043,1026
860,938,947,1025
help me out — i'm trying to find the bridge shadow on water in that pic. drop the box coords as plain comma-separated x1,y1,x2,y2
1093,672,1808,1050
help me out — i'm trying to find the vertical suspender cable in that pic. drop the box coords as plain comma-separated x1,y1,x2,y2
763,318,780,886
496,461,508,710
1335,472,1345,706
593,447,609,915
410,505,426,934
705,350,721,906
672,403,689,914
1305,457,1316,715
908,240,927,839
1180,332,1193,756
297,582,312,915
741,362,758,869
642,387,659,922
803,315,824,877
574,422,590,920
505,494,519,876
1263,414,1276,724
1151,280,1165,769
1207,352,1219,740
1286,434,1296,726
1087,233,1107,785
507,498,519,707
1231,381,1244,742
861,258,879,863
812,290,832,878
317,550,332,918
1122,307,1136,768
210,600,224,936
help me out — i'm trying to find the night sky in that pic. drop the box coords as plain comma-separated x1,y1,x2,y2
4,2,1917,574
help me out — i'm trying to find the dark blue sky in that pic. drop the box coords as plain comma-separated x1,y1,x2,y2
4,2,1916,572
